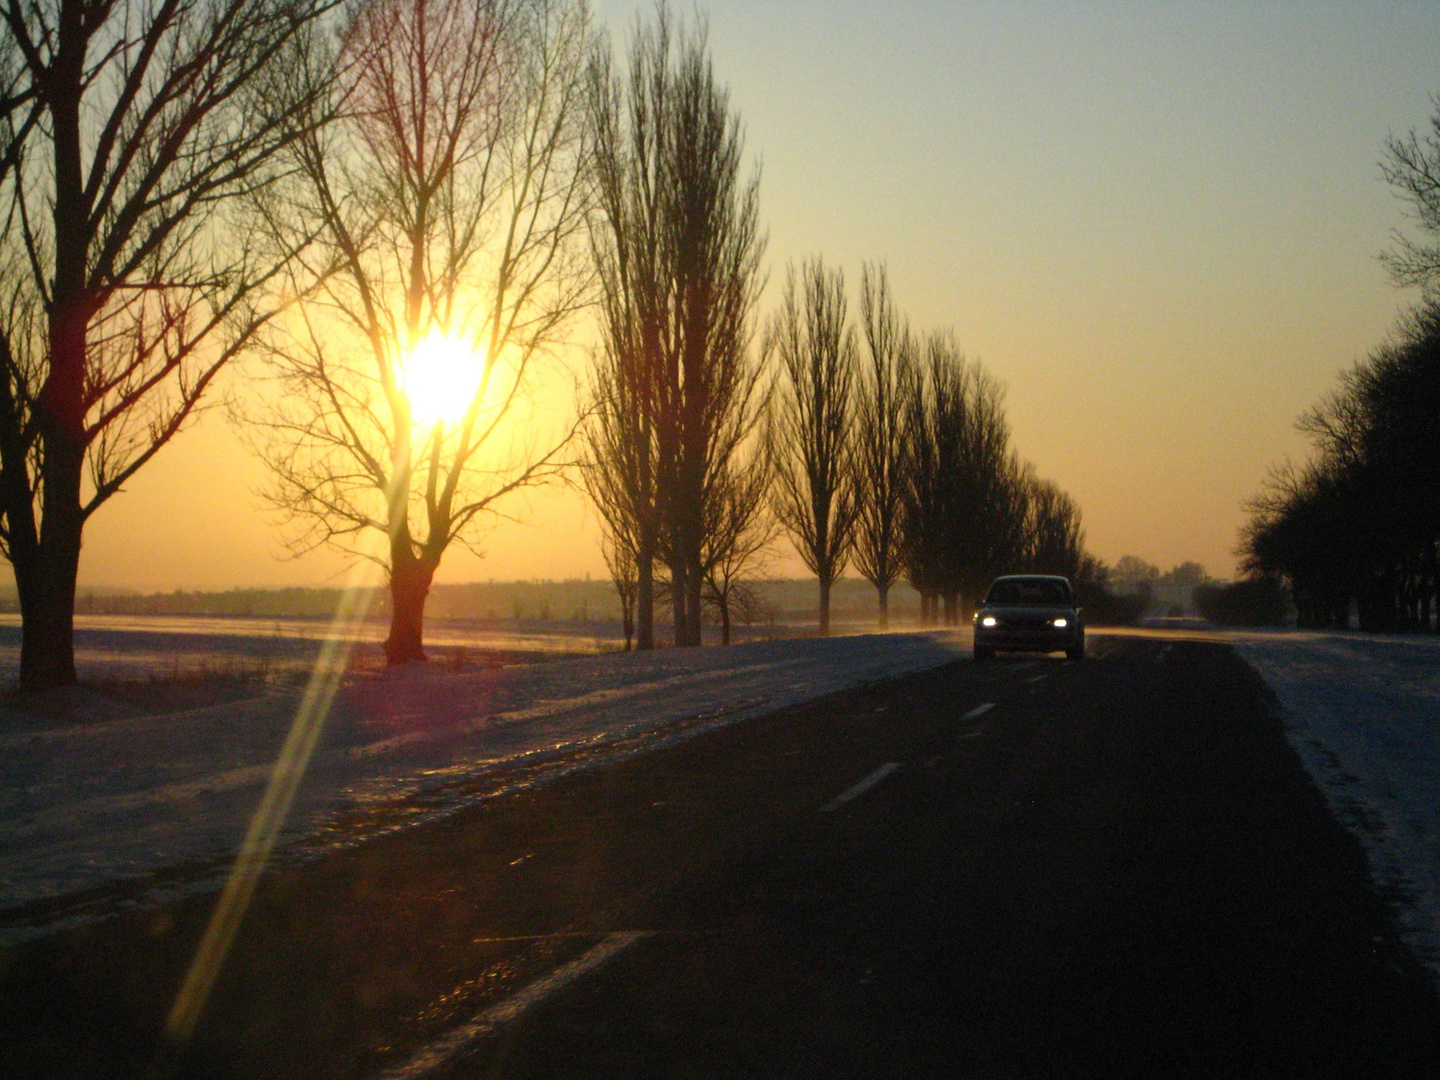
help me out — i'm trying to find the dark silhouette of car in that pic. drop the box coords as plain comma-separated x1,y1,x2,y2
973,575,1084,661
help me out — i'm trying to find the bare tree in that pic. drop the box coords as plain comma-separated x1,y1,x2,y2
943,342,1024,620
0,0,336,690
901,335,960,625
701,439,775,644
585,5,765,649
900,333,1023,623
963,452,1032,618
853,262,910,628
583,346,646,649
1243,300,1440,631
658,13,765,648
583,18,665,649
1024,476,1087,580
599,525,637,649
1382,95,1440,297
1110,554,1161,605
251,0,593,664
770,258,857,636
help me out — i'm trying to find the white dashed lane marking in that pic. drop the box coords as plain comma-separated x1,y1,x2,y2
960,702,995,721
374,932,650,1079
819,763,902,813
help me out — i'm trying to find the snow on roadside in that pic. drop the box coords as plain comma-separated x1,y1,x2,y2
1235,631,1440,979
0,630,966,943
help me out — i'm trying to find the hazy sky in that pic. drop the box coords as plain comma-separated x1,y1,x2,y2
71,1,1440,591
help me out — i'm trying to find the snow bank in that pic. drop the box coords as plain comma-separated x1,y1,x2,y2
1235,631,1440,978
0,630,965,942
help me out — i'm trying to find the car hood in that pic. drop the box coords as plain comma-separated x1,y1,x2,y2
978,604,1076,620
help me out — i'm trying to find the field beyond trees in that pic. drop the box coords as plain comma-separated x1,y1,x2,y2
12,579,957,629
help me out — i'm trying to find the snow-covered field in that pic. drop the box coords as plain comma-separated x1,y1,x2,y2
0,612,836,682
0,613,626,683
0,630,966,943
1235,631,1440,976
5,618,1435,985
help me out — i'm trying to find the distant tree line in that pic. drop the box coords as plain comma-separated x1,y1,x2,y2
1193,579,1288,628
35,577,1004,627
1240,98,1440,634
1242,302,1440,631
1101,556,1288,628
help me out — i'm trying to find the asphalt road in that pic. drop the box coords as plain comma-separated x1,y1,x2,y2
2,633,1437,1078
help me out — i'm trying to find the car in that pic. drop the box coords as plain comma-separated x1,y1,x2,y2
972,574,1085,661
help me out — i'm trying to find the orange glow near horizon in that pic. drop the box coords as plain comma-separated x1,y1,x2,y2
57,6,1440,591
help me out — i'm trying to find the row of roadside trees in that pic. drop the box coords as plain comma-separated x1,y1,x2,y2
581,12,1097,652
766,261,1095,639
581,12,1097,647
1240,97,1440,633
0,0,1097,688
1243,300,1440,630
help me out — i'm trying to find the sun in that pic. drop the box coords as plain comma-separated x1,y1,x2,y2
399,331,486,426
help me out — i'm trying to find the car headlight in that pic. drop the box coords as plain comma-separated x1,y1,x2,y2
980,616,997,627
1051,617,1069,628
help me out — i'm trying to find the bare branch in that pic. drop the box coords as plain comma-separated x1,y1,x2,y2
243,0,594,663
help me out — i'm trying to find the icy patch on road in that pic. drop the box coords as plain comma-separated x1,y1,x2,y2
1235,632,1440,979
0,631,965,942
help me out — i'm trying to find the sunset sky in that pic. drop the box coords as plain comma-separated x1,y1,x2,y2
69,1,1440,592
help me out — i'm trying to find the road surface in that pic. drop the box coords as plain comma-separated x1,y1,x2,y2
1,632,1436,1078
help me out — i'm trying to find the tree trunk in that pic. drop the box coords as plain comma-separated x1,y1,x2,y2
16,64,90,691
818,575,832,637
685,563,704,647
636,543,654,650
19,328,88,690
385,557,436,664
21,425,87,689
620,589,635,651
670,559,688,647
13,424,85,690
877,582,889,629
943,593,958,625
16,531,81,690
720,599,731,645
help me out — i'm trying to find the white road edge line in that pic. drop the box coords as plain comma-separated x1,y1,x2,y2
960,702,995,721
374,931,650,1080
820,762,902,813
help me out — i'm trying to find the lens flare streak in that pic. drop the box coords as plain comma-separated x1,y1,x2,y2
165,562,378,1044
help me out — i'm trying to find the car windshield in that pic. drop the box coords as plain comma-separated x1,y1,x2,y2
986,578,1071,606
